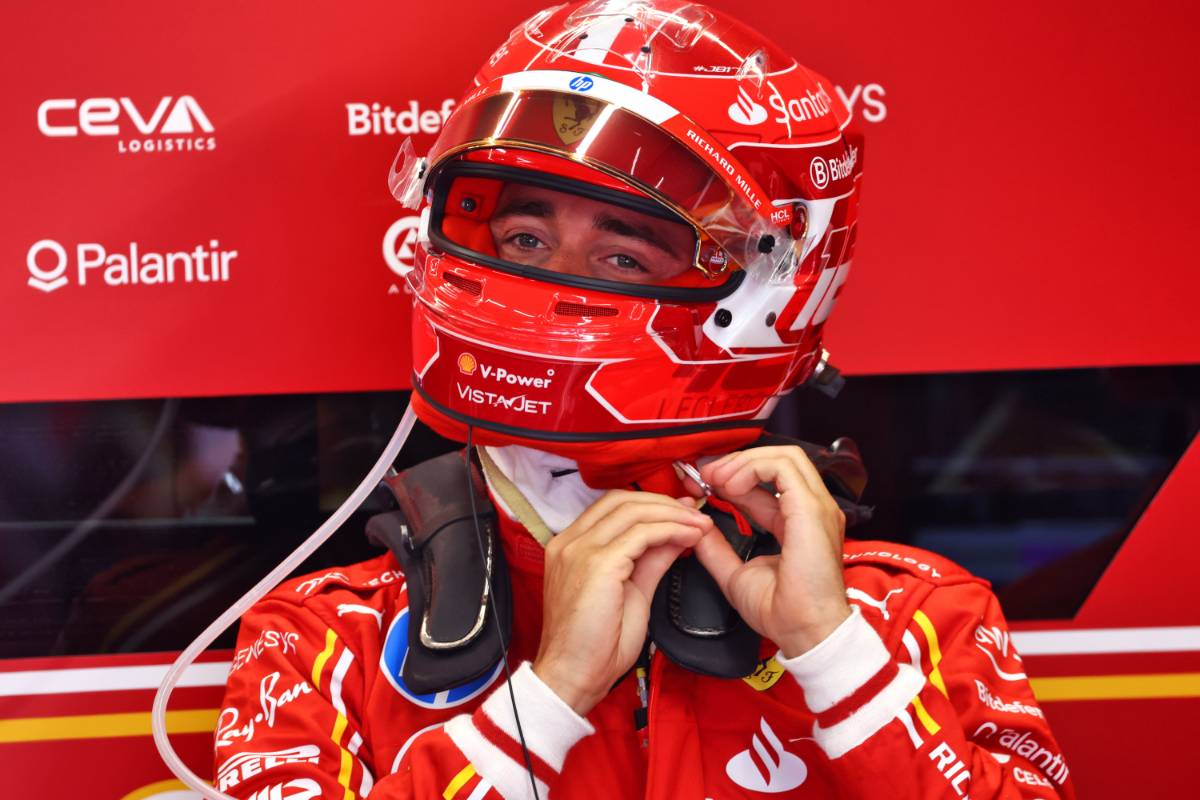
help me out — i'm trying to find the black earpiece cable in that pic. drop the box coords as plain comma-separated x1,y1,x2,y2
465,425,542,800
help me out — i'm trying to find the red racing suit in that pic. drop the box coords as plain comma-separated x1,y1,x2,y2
215,509,1075,799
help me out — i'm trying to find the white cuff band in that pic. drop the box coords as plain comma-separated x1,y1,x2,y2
777,606,890,713
480,661,595,771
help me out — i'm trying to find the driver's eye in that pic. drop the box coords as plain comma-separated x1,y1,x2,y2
613,254,646,272
513,233,542,249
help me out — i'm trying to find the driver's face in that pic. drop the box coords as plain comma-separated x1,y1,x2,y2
487,183,696,284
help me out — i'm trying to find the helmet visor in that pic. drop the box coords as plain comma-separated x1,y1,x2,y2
427,89,801,294
428,160,751,297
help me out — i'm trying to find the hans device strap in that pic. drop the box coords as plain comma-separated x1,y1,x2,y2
366,450,512,695
761,434,872,529
366,436,871,690
648,436,871,678
648,500,780,678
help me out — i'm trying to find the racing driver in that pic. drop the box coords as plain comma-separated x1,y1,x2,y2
215,2,1075,798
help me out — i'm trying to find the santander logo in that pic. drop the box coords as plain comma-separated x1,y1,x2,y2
725,717,808,793
727,85,768,126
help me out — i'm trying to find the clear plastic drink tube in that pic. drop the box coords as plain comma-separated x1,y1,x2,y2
151,401,418,799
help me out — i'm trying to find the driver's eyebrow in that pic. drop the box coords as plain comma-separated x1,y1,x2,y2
594,214,679,257
492,198,552,220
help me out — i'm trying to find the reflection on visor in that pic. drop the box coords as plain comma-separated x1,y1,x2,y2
437,169,714,287
427,90,795,283
430,162,744,297
432,91,726,210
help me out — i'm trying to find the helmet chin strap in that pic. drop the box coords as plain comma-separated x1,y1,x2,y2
412,388,763,490
151,402,419,800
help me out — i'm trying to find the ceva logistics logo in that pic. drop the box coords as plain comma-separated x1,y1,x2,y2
37,95,216,153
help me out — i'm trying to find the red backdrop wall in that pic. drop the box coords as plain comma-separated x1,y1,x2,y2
2,1,1198,797
4,0,1198,405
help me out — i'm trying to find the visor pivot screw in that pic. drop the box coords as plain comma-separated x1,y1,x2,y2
460,197,477,212
757,235,776,253
765,312,777,327
640,45,652,53
715,308,733,327
624,16,634,22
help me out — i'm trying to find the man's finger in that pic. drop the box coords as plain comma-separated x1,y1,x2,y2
603,521,706,569
775,446,839,505
709,483,782,535
558,491,700,547
582,501,710,548
706,446,832,503
553,489,632,546
628,543,686,603
710,457,814,512
692,528,744,602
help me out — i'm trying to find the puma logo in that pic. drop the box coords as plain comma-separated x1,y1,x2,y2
845,587,904,620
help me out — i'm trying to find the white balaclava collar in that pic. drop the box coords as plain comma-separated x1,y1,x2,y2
480,444,604,542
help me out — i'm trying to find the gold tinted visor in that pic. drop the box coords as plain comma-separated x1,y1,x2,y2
428,89,795,279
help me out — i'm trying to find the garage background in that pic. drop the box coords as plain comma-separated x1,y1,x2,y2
1,1,1197,796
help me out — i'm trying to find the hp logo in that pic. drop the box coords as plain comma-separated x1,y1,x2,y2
568,75,595,92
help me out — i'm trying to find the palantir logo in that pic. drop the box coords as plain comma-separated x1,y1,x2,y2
383,213,422,278
27,240,69,293
728,85,768,126
25,237,237,293
725,717,808,793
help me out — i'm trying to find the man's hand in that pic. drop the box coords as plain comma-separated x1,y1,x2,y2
532,490,712,716
691,446,852,659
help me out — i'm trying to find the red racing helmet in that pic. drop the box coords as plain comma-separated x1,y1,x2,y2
390,0,863,487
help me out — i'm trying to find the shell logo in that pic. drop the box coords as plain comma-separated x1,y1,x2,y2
457,353,478,375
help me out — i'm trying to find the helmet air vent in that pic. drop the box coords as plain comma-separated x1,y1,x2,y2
554,301,618,318
442,271,483,296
